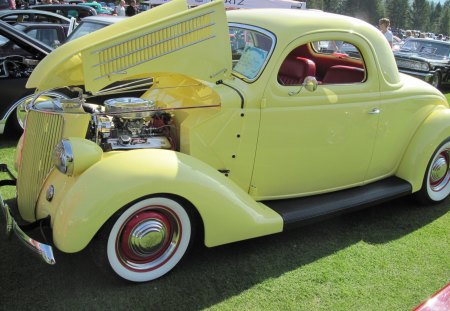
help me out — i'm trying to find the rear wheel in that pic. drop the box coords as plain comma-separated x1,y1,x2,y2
94,197,193,282
415,139,450,204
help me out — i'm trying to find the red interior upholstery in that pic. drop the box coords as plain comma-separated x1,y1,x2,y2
278,57,316,86
322,65,365,84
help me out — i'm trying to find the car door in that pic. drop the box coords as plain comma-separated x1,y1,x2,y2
251,33,381,199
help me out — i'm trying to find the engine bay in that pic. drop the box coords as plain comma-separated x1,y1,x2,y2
94,97,175,151
0,55,39,78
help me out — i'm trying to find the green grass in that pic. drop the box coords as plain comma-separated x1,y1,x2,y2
0,92,449,311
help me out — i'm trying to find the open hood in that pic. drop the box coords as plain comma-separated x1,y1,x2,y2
27,0,231,93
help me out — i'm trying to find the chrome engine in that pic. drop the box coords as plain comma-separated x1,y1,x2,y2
96,97,173,151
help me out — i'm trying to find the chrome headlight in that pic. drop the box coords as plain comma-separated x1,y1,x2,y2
419,62,430,71
53,139,74,176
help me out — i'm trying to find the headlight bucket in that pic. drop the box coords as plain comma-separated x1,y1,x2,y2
53,138,103,176
53,139,74,176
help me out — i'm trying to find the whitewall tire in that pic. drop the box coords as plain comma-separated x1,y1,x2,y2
106,197,192,282
417,139,450,204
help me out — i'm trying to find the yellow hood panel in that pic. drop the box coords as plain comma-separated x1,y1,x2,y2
27,0,231,93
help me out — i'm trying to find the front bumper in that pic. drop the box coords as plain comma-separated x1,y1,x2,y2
0,164,55,265
398,68,434,83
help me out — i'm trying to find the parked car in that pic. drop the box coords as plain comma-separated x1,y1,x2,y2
0,16,118,134
31,4,97,21
394,38,450,89
0,9,72,24
0,0,10,10
3,0,450,284
65,15,126,42
0,20,71,134
78,1,112,15
14,22,69,46
413,283,450,311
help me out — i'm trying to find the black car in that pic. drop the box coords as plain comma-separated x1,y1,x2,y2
0,20,72,134
394,38,450,89
14,22,69,46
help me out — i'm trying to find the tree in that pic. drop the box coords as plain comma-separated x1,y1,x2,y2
385,0,410,29
429,3,442,34
438,6,450,35
409,0,431,31
340,0,383,24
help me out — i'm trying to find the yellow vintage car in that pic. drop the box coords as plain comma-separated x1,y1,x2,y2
1,0,450,282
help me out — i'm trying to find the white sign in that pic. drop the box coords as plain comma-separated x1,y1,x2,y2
219,0,306,9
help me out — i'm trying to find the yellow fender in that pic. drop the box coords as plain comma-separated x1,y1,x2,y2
397,107,450,192
39,148,282,253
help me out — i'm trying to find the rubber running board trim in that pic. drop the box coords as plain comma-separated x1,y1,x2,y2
262,177,412,230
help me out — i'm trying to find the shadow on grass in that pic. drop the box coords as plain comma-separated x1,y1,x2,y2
1,195,449,310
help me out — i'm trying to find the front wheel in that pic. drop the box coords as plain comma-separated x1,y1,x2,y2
96,197,193,282
415,139,450,204
431,71,442,89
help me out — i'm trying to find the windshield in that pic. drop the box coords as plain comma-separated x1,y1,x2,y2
66,21,106,42
229,25,275,81
401,39,450,58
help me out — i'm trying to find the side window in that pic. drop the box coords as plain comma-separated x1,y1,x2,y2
26,28,59,47
229,26,274,81
277,41,366,86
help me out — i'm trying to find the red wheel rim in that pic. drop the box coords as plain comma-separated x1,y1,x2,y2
115,206,182,272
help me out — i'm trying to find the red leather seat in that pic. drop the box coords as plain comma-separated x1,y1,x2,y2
322,65,365,84
278,57,316,86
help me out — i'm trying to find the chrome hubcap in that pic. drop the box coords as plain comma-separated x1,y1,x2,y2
117,208,181,271
430,150,450,192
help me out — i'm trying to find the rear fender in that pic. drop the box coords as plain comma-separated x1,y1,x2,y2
40,149,282,253
397,108,450,191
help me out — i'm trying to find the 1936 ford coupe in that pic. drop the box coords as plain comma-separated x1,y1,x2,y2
2,0,450,282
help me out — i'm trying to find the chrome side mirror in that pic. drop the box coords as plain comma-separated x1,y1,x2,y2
303,76,318,92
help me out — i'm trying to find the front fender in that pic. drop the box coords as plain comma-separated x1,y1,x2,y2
397,107,450,191
37,149,282,253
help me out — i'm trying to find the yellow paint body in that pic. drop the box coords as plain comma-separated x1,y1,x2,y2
19,1,450,252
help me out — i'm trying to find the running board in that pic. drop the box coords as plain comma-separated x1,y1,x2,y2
262,177,412,230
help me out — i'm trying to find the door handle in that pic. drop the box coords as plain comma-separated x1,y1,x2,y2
368,108,380,115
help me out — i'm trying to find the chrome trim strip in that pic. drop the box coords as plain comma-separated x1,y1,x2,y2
91,10,216,54
0,120,5,134
398,69,433,81
92,23,215,68
0,193,55,265
94,35,216,80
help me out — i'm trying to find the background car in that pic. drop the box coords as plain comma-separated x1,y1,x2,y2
14,21,69,46
0,20,57,134
0,9,72,24
65,15,126,42
30,4,97,21
394,38,450,89
78,2,112,15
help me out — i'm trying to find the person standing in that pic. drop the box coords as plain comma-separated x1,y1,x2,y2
125,0,138,16
379,18,393,48
117,0,126,16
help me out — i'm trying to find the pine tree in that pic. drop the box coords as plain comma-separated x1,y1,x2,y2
385,0,410,29
409,0,431,31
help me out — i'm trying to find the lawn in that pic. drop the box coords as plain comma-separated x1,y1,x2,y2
0,93,449,311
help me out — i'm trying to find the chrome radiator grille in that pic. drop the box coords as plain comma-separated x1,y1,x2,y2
17,110,63,220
